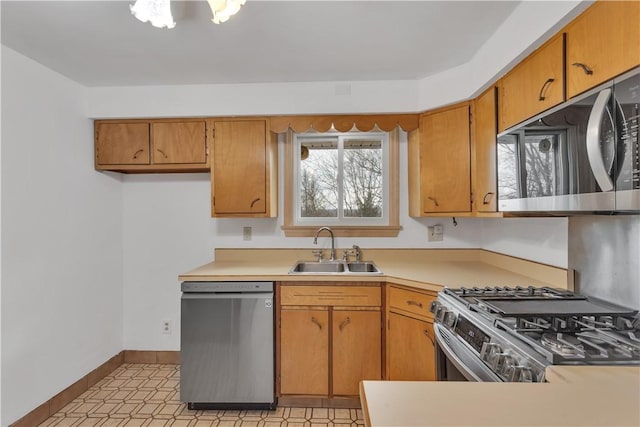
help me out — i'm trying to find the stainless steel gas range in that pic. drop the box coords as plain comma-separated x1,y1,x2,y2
431,286,640,383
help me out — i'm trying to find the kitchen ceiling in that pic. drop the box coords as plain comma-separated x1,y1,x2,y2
1,1,520,87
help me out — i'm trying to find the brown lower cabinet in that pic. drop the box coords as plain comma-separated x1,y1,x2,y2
387,312,436,381
386,285,437,381
278,284,382,399
280,309,330,395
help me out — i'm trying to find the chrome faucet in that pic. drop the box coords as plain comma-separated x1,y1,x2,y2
313,227,336,261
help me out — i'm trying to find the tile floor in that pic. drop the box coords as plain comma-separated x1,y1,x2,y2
40,364,365,427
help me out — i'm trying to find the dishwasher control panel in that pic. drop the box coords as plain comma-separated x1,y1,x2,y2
181,281,274,293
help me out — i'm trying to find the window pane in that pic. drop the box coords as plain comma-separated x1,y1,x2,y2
343,139,383,217
299,139,338,218
497,135,519,199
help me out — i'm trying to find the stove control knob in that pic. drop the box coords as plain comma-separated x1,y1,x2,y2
510,366,534,383
497,355,516,377
436,307,448,322
429,301,439,314
480,343,502,366
442,311,457,328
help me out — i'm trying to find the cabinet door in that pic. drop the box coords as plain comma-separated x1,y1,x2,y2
152,121,207,164
566,1,640,99
212,120,267,215
387,312,436,381
95,122,150,165
280,309,329,395
472,87,498,213
420,105,471,213
332,310,381,396
499,34,564,132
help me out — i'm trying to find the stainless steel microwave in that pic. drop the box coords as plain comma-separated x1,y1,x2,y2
497,67,639,213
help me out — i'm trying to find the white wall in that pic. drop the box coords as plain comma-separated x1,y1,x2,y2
88,80,421,119
481,217,568,268
0,47,124,426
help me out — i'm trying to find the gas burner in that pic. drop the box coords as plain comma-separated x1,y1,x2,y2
541,333,585,356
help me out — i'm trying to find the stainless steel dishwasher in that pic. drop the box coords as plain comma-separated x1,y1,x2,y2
180,281,275,410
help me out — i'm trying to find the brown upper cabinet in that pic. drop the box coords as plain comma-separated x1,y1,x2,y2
94,119,208,172
409,102,472,216
498,34,564,132
210,118,277,217
565,0,640,99
471,86,498,214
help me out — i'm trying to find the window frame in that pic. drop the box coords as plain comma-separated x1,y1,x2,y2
282,128,400,237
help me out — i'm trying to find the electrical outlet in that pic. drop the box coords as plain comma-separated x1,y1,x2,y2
428,224,444,242
243,226,252,241
162,320,171,335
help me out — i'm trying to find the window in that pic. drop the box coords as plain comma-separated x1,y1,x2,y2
283,129,400,237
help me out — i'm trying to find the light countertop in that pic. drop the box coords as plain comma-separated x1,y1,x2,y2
178,249,569,291
360,366,640,427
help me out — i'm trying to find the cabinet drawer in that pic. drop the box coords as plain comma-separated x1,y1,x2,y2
280,286,381,307
388,286,436,319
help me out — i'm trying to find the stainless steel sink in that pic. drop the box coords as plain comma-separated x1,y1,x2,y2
347,262,382,273
289,261,346,273
288,261,383,275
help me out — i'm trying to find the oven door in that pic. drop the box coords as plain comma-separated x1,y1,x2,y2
433,323,502,382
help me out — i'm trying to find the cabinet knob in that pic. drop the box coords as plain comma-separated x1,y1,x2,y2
538,78,555,101
572,62,594,75
423,329,434,345
311,317,323,330
338,317,351,331
406,300,424,309
482,192,494,205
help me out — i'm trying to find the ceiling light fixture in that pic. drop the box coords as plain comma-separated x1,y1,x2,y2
207,0,247,24
130,0,246,28
130,0,175,29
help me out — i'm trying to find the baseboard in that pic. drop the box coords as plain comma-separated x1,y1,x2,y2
123,350,180,364
9,350,180,427
278,396,361,409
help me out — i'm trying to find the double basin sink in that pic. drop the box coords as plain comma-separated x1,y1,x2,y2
289,261,383,275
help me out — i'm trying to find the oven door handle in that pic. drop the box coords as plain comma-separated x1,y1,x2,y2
434,323,502,383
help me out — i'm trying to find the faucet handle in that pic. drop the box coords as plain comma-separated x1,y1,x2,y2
311,249,324,262
352,245,362,262
342,249,355,262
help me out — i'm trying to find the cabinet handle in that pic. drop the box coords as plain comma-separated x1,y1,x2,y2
423,329,434,345
538,78,555,101
311,317,323,330
250,198,261,208
482,192,494,205
572,62,594,75
132,149,144,159
427,196,439,207
156,149,168,159
338,316,351,331
406,300,424,309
